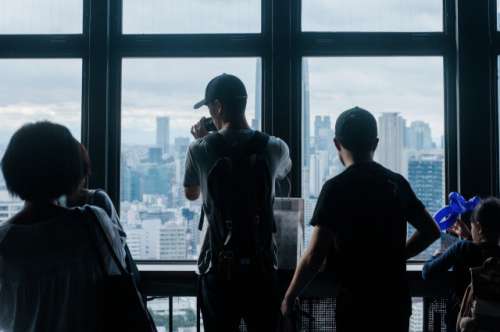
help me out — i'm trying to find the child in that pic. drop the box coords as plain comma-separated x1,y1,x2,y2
423,197,500,331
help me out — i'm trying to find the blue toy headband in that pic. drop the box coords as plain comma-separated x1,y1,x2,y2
434,192,481,231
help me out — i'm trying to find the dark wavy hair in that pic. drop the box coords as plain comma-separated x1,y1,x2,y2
1,121,84,202
473,197,500,239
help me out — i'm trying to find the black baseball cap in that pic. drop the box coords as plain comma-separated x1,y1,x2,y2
335,107,378,152
193,74,248,109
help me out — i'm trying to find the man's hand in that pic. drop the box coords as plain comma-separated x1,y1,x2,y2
190,117,210,139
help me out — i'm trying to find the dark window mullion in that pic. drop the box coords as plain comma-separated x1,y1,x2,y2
86,0,110,191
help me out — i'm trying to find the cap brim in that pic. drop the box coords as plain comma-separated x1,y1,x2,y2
193,99,206,109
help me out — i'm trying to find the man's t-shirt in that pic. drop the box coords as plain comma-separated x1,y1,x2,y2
184,128,292,274
310,161,426,315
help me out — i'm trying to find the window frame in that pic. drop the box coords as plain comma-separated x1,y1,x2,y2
7,0,496,265
288,0,458,200
0,0,89,144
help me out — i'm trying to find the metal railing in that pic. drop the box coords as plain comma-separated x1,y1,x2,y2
139,265,453,332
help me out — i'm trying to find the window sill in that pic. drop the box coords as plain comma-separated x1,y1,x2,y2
138,262,452,298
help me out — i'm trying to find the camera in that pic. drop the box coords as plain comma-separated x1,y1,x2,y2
202,117,217,132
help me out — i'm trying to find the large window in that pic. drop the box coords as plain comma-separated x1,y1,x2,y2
302,0,443,32
120,58,261,260
0,0,83,34
302,57,445,258
0,59,82,221
123,0,261,34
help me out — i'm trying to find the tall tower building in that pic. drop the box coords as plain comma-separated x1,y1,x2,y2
156,116,170,155
406,121,434,150
376,113,405,173
408,153,444,215
314,115,333,151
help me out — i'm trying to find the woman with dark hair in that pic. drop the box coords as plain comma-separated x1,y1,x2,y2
0,122,127,332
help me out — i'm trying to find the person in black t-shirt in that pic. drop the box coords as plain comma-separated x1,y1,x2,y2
281,107,441,332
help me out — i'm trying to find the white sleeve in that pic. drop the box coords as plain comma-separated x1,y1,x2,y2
275,138,292,180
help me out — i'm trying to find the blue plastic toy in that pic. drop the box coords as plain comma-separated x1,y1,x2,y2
433,192,481,231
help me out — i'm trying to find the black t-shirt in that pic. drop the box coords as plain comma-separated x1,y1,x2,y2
310,161,425,314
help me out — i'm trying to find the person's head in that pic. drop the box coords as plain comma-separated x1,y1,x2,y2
194,74,248,129
471,197,500,244
334,107,379,165
1,121,85,204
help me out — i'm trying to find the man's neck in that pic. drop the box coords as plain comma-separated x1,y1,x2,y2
221,119,251,131
344,156,374,168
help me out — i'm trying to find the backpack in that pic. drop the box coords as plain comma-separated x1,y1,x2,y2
203,131,275,280
457,257,500,332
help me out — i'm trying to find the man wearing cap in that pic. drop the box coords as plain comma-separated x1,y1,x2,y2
281,107,440,331
184,74,291,331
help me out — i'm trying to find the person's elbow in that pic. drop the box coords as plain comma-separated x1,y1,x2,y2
426,222,441,242
184,186,200,201
303,250,324,272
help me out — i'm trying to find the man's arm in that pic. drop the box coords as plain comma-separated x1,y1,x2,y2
183,137,201,201
281,225,334,315
406,208,441,259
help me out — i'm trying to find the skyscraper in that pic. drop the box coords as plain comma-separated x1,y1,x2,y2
156,116,170,155
309,150,329,197
408,153,444,214
314,115,333,151
406,121,434,150
376,113,406,173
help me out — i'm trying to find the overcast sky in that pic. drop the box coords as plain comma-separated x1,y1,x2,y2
0,0,447,146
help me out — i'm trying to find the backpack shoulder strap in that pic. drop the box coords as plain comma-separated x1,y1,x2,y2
204,132,230,158
241,131,270,156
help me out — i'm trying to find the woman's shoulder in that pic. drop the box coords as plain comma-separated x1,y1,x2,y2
87,189,114,218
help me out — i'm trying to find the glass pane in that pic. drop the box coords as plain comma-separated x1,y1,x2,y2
0,59,82,221
410,298,424,332
302,0,442,32
302,57,444,261
498,3,500,31
123,0,260,34
121,57,261,260
0,0,82,34
172,297,197,331
148,298,170,331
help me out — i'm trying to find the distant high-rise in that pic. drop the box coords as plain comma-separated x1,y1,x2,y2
174,137,190,158
303,59,311,167
406,121,434,150
314,116,333,151
408,153,444,214
376,113,405,173
148,146,164,164
156,116,170,155
309,150,329,198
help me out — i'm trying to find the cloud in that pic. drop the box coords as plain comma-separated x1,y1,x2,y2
122,0,260,34
302,0,442,32
306,57,444,138
0,0,82,33
0,2,447,146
